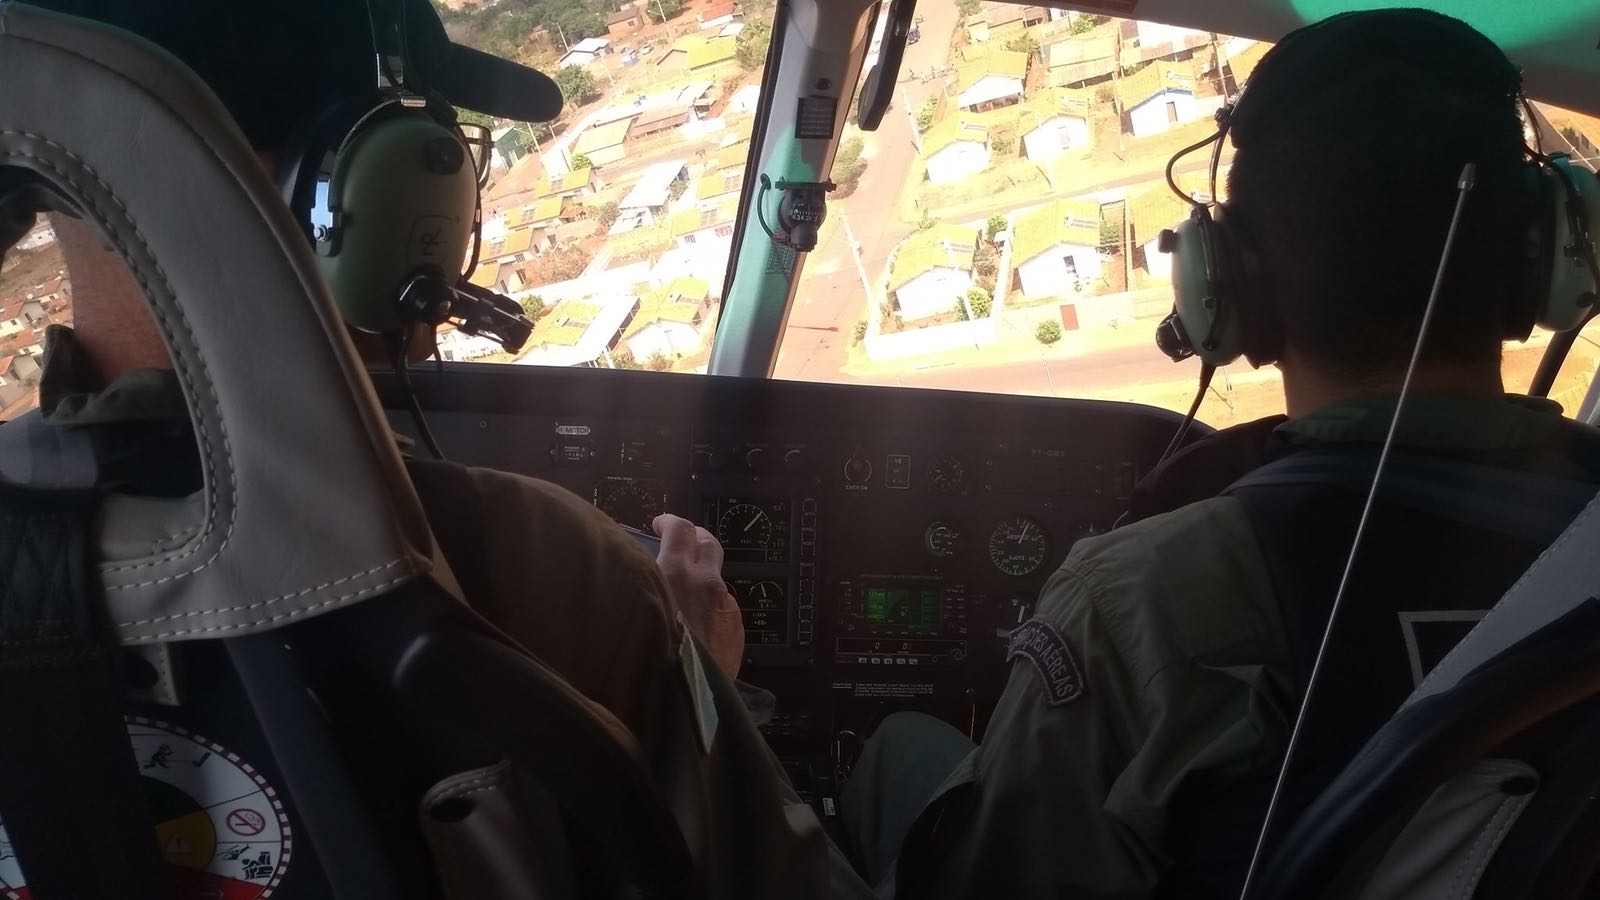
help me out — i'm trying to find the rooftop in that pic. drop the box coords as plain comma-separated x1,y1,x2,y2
712,140,750,171
519,295,642,366
688,34,738,69
1116,60,1197,109
1226,40,1271,88
922,116,990,157
495,228,535,258
889,223,980,291
574,117,636,154
669,195,741,238
536,167,595,198
552,219,601,243
1019,87,1091,131
1127,184,1194,245
572,37,611,53
956,48,1029,94
529,196,564,224
625,277,713,338
621,159,689,210
1012,198,1103,264
468,260,502,289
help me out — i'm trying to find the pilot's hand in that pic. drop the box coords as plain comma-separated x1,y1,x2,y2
653,514,745,679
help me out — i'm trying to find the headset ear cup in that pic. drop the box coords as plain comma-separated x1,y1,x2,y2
1532,156,1600,333
1166,208,1254,367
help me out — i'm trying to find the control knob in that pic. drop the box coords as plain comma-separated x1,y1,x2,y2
745,447,768,470
844,454,873,484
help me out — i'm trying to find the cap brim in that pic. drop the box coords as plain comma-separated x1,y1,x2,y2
423,41,564,124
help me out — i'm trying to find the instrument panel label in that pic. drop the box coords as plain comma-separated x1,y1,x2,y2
1007,620,1085,706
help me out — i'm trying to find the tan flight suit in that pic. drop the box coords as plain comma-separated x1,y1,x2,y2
25,326,869,900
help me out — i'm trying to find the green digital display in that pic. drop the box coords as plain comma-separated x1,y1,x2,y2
864,585,942,633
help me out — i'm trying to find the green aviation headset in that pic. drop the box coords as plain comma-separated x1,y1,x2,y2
275,7,532,353
1154,10,1600,369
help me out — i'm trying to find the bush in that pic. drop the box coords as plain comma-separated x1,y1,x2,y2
517,294,548,319
611,348,644,369
736,19,772,69
571,152,593,170
830,135,867,188
973,243,998,279
1099,217,1121,252
852,319,868,344
1094,85,1114,106
955,0,980,16
990,133,1016,155
966,286,992,318
916,97,938,133
1072,13,1106,35
1035,319,1063,344
915,209,937,231
1003,34,1038,55
985,214,1007,242
646,352,675,371
554,65,601,106
594,200,621,228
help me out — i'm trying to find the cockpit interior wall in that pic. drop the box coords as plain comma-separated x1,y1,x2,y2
375,364,1193,810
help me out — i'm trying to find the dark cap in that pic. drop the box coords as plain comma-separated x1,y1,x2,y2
22,0,562,147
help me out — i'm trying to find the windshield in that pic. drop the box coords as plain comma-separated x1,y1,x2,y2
435,0,774,372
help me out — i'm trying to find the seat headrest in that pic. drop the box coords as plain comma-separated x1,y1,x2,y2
0,3,460,642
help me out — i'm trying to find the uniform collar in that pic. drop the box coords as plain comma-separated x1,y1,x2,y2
1278,393,1568,454
36,326,187,426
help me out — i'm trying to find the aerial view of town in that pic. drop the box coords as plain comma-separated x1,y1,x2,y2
3,0,1597,425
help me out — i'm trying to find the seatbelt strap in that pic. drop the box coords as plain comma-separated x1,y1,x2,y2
1407,482,1600,707
0,481,172,899
1228,447,1598,546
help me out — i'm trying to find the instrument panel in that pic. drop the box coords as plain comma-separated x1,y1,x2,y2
377,364,1191,772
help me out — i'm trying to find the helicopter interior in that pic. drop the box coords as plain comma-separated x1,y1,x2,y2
372,0,1600,820
2,0,1600,896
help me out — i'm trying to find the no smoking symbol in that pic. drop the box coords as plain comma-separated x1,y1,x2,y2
225,808,267,836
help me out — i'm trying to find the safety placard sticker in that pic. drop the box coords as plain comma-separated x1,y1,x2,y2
0,717,292,900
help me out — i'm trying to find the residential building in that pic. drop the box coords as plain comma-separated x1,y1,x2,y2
15,222,54,251
698,1,739,30
573,117,635,167
657,34,738,74
1117,60,1201,137
624,277,716,361
923,117,991,185
527,196,565,232
517,295,642,368
607,5,646,40
955,49,1028,112
668,196,740,249
468,261,502,291
435,323,504,362
1122,21,1212,66
0,356,29,408
1019,88,1092,162
1011,198,1103,298
693,164,744,203
967,1,1046,43
551,219,601,247
615,160,690,232
888,224,981,321
1127,184,1194,280
557,37,611,69
536,166,600,201
0,298,45,338
628,105,694,143
1045,33,1117,87
1223,39,1270,92
484,227,537,268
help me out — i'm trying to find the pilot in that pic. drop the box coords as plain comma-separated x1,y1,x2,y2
3,0,856,896
839,10,1600,899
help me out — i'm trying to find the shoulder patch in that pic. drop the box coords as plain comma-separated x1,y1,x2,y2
1007,620,1086,706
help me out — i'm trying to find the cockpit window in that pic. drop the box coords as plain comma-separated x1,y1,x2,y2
773,3,1287,429
437,0,774,371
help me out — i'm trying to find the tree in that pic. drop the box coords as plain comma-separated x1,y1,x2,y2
973,243,998,279
645,0,684,24
991,133,1016,155
966,287,992,318
571,152,593,170
852,319,868,344
916,97,937,133
736,19,772,70
1035,319,1063,344
646,352,675,371
517,294,550,321
594,200,621,228
457,108,496,129
668,177,689,202
955,0,980,17
611,348,645,369
1004,34,1038,56
985,214,1008,242
554,65,601,107
1071,13,1106,35
1098,217,1121,253
830,135,867,189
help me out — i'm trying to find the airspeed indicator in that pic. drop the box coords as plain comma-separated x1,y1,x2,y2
987,516,1049,577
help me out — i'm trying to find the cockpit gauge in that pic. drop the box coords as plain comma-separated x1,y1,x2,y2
717,501,775,550
924,520,965,558
594,477,667,531
987,516,1050,577
926,453,967,494
997,594,1035,637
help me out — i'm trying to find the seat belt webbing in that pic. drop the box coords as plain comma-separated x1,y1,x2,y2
0,481,171,899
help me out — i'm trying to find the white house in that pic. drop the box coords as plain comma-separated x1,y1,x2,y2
0,299,45,339
623,278,715,361
1129,182,1203,280
615,159,690,231
888,224,980,321
954,49,1028,112
923,118,991,185
1020,88,1092,162
1011,199,1104,299
558,37,611,69
1118,61,1202,137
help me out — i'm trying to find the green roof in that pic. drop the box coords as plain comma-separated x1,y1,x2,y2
1012,198,1102,265
889,223,979,291
536,166,595,198
1019,87,1091,130
669,196,740,239
1116,61,1196,109
922,116,989,157
680,34,737,70
532,299,604,347
955,48,1029,94
712,140,750,171
574,117,635,154
625,277,712,338
1226,41,1271,87
1127,183,1194,245
529,196,564,223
